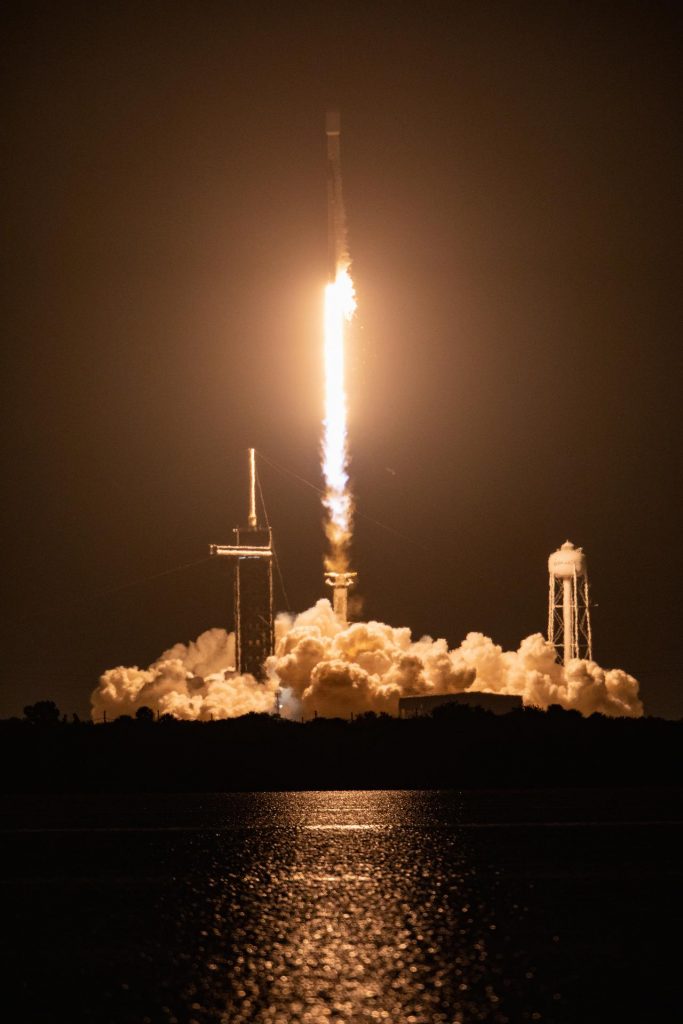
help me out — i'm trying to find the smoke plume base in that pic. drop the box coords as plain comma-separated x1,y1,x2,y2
91,600,642,722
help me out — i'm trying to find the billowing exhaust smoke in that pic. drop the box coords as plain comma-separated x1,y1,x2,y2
91,628,278,721
91,600,642,721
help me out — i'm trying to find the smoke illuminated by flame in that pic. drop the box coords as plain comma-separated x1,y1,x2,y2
322,264,356,570
91,601,644,722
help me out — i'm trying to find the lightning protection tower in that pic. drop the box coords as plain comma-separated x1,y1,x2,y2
547,540,593,664
210,449,274,680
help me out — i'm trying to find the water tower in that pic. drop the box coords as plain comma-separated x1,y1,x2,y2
547,540,593,663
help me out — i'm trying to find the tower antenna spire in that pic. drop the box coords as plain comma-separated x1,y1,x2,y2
248,447,257,528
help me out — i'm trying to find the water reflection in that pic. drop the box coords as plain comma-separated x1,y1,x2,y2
176,792,530,1023
4,789,680,1022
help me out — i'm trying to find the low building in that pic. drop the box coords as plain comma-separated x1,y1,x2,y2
398,691,523,718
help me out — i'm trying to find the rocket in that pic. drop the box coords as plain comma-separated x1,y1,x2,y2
326,110,347,282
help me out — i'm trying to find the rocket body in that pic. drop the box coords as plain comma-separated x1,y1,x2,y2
326,110,346,281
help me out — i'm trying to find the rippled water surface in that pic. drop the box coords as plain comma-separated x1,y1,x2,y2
3,789,681,1022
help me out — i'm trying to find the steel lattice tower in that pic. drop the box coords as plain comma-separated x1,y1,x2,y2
210,449,274,680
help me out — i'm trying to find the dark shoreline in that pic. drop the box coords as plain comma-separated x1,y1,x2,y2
2,706,681,794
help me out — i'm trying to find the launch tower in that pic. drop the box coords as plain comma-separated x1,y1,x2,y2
547,540,593,663
210,449,274,679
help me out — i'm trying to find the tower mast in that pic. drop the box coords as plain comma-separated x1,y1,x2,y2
210,448,274,679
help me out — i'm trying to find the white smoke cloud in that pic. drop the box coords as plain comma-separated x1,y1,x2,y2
91,628,278,721
91,600,643,721
269,599,643,720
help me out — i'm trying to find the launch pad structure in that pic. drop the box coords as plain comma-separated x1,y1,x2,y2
210,449,274,680
325,570,356,625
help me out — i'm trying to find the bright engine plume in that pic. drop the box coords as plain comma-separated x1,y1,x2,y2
322,265,356,570
322,110,356,574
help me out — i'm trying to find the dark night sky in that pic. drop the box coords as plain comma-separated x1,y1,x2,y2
3,1,682,718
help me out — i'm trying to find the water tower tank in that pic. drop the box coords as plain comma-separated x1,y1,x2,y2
548,540,586,579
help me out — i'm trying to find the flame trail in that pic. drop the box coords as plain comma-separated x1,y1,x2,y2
322,111,356,574
322,264,356,570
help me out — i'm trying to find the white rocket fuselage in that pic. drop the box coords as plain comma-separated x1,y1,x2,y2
326,110,345,281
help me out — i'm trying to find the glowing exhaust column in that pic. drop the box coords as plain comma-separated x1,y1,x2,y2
322,268,355,570
322,110,357,616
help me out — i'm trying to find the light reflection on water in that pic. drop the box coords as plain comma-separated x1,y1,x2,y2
176,792,527,1024
302,823,388,829
4,788,680,1023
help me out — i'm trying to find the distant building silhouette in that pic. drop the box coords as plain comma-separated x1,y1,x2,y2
398,691,523,717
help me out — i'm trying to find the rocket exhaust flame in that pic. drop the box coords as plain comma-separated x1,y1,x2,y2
322,266,355,571
321,113,355,574
322,111,356,580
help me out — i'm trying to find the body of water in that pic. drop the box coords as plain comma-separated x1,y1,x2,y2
2,789,681,1022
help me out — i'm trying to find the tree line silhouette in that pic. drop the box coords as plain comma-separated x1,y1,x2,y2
2,700,681,792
